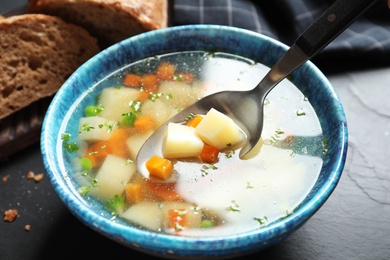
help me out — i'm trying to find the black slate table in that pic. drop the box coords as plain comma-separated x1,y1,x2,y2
1,1,390,259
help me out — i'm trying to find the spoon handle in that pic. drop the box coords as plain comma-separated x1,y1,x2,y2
257,0,378,97
296,0,379,58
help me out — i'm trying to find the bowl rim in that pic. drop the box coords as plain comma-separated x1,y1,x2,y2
41,24,348,257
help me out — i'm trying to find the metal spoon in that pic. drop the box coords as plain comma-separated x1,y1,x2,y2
136,0,378,182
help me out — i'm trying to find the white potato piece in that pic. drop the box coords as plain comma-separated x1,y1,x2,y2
77,116,118,141
99,87,139,122
163,123,204,158
90,155,136,201
195,108,245,149
141,99,177,128
161,202,202,229
159,81,201,109
121,201,163,231
126,131,153,161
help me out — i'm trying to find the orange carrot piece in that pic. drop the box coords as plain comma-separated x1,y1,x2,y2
123,73,141,87
199,145,219,163
156,62,176,81
176,72,194,83
168,209,188,230
144,180,181,201
125,183,144,204
145,155,173,180
185,115,203,128
137,91,150,101
134,115,155,133
84,128,129,167
141,74,159,93
106,128,129,158
84,141,110,168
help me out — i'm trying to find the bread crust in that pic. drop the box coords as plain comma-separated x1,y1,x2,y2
28,0,169,46
0,14,100,119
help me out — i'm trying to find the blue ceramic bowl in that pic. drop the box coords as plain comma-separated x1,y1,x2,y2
41,25,348,259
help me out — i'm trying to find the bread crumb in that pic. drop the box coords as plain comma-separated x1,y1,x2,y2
33,173,44,182
25,225,31,231
4,209,18,222
27,171,35,179
27,171,44,182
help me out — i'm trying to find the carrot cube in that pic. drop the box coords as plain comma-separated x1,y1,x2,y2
185,115,203,128
145,155,173,180
125,183,144,204
199,145,219,163
134,115,155,133
141,74,159,93
123,73,141,87
156,62,176,81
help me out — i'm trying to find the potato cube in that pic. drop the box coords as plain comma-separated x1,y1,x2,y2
99,87,139,122
121,202,163,231
163,123,204,158
126,131,153,161
195,108,245,149
90,155,135,201
78,116,118,141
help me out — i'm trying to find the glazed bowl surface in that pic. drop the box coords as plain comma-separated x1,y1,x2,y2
41,24,348,259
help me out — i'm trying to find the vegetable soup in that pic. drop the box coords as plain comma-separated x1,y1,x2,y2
60,51,327,237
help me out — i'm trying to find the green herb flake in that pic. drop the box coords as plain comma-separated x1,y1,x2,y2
129,101,142,112
166,93,173,100
201,169,209,177
185,113,195,122
91,179,98,187
61,133,71,142
225,150,234,158
79,123,95,133
104,194,125,216
228,200,240,212
63,142,79,153
106,122,115,133
125,159,134,165
174,75,183,82
78,185,91,196
275,129,284,135
254,216,269,226
246,182,254,189
296,109,306,116
150,93,160,102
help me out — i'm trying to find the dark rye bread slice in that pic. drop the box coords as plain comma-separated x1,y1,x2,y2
27,0,169,46
0,14,100,120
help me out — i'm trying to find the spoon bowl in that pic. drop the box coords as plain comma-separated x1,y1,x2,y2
137,0,377,181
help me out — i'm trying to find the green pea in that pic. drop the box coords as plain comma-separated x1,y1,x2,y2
80,157,93,170
200,219,214,228
84,105,103,117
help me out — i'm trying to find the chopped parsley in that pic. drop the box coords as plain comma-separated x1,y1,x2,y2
254,216,269,226
185,113,195,122
296,108,306,116
78,185,91,196
227,200,240,212
104,194,125,216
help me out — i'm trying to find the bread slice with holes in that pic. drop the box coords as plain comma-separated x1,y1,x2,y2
0,14,100,120
27,0,169,46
